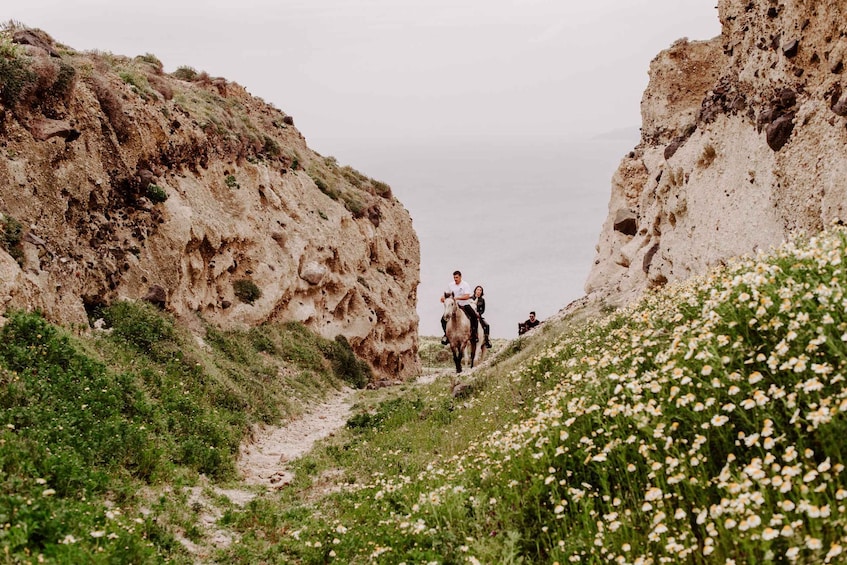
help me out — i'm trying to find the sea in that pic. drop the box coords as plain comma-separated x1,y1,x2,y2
320,132,640,338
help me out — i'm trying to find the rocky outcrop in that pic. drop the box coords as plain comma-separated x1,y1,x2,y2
0,26,420,380
587,0,847,305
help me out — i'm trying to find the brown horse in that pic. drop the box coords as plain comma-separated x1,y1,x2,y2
442,294,477,373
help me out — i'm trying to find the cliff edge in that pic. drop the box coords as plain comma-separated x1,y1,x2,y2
0,26,420,380
587,0,847,304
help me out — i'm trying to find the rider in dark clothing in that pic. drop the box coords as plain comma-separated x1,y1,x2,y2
473,285,493,349
519,311,541,335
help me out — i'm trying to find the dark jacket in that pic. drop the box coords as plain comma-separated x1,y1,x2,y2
475,297,486,318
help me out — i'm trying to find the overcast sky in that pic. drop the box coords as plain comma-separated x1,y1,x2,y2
10,1,721,158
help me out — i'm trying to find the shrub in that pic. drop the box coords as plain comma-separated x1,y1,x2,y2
195,70,211,86
103,300,175,352
262,135,281,158
224,174,239,189
172,65,198,81
119,70,155,101
146,183,168,203
342,192,366,217
0,41,36,108
371,179,392,198
341,166,365,188
312,175,338,200
9,54,78,111
325,335,371,389
135,53,163,73
0,213,24,266
47,60,76,103
233,279,261,304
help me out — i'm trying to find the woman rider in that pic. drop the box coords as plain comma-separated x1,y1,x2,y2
473,285,493,349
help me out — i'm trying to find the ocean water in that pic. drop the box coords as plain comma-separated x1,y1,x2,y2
324,133,639,337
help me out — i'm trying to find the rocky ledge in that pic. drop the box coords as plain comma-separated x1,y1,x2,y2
0,26,420,380
588,0,847,305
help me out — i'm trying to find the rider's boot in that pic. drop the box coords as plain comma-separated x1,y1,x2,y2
484,333,492,349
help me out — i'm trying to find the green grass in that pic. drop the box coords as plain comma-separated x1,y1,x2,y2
219,225,847,564
8,225,847,563
0,302,370,563
118,69,156,101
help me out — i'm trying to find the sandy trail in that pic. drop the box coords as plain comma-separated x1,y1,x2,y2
235,348,500,490
237,387,355,488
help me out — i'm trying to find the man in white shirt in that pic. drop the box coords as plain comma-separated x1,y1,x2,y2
440,270,479,345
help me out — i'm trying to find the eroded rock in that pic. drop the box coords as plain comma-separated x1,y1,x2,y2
587,0,847,308
0,28,421,381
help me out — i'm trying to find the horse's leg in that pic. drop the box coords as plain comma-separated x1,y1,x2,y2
470,340,476,368
452,346,462,373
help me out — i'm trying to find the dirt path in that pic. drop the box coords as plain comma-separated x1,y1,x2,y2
236,366,462,488
181,359,488,557
236,336,513,490
237,387,355,488
183,301,598,557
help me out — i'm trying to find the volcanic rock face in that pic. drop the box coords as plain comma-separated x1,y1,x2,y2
0,27,420,380
587,0,847,305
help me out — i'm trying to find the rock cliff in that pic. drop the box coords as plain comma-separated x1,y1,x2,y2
587,0,847,304
0,26,420,380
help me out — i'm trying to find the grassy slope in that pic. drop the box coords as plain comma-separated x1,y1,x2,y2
4,226,847,563
0,303,369,563
222,226,847,564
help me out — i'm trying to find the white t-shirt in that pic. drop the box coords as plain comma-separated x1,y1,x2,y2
446,279,473,306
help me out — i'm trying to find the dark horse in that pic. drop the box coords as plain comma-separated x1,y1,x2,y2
442,294,477,373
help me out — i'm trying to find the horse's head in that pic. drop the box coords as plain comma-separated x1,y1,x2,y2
442,294,457,321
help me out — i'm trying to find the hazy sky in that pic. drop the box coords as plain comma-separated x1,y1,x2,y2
9,2,723,336
9,1,721,159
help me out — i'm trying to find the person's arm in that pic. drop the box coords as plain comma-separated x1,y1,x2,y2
477,298,486,315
